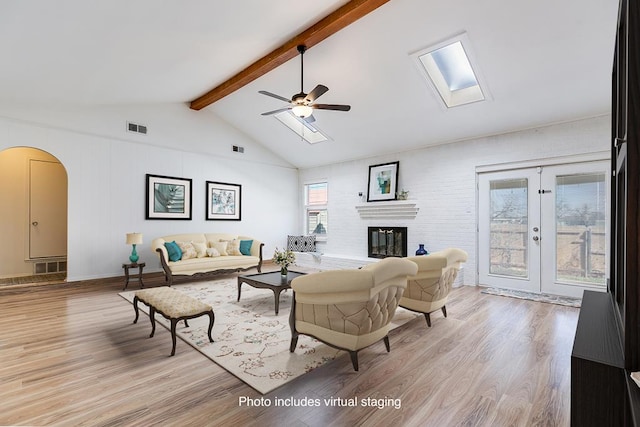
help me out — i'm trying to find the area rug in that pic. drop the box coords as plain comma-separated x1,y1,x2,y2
481,287,582,308
119,279,421,394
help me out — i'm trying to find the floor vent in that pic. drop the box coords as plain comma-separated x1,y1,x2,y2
127,122,148,135
34,260,67,275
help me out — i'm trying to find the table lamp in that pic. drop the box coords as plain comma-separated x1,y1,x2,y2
126,232,143,263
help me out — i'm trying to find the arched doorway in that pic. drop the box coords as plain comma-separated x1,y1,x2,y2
0,147,68,285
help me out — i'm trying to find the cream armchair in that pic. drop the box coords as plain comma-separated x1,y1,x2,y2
289,257,418,371
400,248,468,327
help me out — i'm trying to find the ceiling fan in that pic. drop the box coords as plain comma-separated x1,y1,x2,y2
259,45,351,122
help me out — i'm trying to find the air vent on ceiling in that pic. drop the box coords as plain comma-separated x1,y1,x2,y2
127,121,148,135
232,145,245,153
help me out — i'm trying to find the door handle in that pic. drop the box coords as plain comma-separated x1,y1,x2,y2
533,236,539,241
32,221,38,226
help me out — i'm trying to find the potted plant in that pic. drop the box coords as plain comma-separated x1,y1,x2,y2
273,247,296,276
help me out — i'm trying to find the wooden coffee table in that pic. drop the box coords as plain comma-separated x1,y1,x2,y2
237,271,306,315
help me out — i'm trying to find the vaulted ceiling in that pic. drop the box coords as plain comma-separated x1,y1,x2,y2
0,0,618,168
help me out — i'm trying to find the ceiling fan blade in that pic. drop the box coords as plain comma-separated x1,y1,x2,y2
261,107,292,116
305,85,329,103
258,90,292,103
312,103,351,112
305,114,316,123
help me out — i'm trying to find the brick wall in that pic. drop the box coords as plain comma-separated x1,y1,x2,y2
298,115,610,286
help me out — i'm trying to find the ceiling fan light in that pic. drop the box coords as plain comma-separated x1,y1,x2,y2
292,104,313,118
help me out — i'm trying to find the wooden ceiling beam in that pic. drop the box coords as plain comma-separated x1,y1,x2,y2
189,0,390,110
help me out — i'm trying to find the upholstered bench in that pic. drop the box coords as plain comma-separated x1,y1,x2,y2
133,287,215,356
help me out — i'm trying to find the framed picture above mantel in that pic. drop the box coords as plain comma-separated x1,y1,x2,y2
367,161,399,202
206,181,242,221
146,174,192,220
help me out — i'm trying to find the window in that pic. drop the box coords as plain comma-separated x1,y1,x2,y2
275,111,329,144
305,182,328,237
411,33,488,108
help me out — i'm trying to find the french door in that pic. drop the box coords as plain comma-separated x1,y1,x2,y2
478,161,609,297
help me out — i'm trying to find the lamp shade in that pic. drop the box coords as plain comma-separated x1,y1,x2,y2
126,233,143,245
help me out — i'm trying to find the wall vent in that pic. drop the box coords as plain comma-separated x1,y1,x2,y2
34,260,67,275
232,145,245,153
127,122,148,135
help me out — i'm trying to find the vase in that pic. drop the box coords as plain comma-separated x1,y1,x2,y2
415,244,428,256
280,266,288,276
129,244,139,263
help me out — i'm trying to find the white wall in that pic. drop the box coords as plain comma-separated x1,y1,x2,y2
298,115,611,285
0,100,611,284
0,103,299,281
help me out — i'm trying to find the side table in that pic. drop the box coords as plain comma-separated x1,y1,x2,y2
122,262,145,291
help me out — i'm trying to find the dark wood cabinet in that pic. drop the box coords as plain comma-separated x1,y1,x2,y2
571,291,626,426
571,0,640,424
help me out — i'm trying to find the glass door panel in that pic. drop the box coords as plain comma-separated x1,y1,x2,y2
489,178,529,278
555,173,606,284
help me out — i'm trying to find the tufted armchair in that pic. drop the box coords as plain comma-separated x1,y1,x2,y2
289,257,418,371
399,248,467,327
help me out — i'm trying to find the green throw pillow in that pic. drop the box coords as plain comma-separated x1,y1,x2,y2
239,240,253,256
164,241,182,262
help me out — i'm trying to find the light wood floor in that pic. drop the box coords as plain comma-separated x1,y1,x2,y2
0,273,579,426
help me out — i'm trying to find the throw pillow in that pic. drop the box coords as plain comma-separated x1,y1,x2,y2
209,241,228,256
164,241,182,262
176,241,197,260
224,239,242,256
191,241,207,258
239,239,253,256
206,247,221,257
287,235,316,252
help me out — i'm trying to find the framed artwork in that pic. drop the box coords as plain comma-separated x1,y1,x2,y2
206,181,242,220
145,174,192,220
367,161,399,202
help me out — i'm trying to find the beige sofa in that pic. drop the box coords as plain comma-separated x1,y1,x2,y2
289,257,418,371
151,233,263,285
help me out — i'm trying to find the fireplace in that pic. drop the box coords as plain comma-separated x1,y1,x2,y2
368,227,408,258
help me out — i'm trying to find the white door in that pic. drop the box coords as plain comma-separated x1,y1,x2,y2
539,162,609,297
478,161,609,297
479,168,541,292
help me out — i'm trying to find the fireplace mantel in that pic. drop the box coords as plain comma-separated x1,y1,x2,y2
355,200,419,219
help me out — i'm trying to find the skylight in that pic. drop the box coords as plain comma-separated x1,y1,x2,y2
275,111,329,144
411,33,487,108
430,41,478,91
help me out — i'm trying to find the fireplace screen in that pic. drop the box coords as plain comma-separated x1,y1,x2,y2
368,227,408,258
